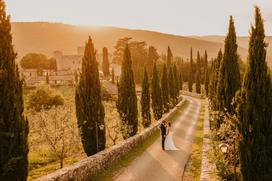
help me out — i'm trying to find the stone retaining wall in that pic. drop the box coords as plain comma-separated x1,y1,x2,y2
200,99,218,181
36,99,186,181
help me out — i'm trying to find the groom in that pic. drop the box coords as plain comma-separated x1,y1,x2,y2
159,120,167,150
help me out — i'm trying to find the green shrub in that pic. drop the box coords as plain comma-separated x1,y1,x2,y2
210,111,240,180
27,86,64,111
49,95,64,106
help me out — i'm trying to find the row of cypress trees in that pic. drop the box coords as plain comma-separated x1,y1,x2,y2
208,7,272,180
154,47,181,119
76,42,183,154
188,48,209,94
141,46,182,128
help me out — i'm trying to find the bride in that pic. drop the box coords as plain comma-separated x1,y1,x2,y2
165,121,179,150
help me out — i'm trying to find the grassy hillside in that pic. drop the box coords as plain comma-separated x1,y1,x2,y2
11,22,271,68
12,22,223,60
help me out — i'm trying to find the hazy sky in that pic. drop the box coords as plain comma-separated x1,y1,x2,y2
6,0,272,36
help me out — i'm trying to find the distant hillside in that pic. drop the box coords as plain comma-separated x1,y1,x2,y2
11,22,227,61
191,35,272,67
13,22,270,67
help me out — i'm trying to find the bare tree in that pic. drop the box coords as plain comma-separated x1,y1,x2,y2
106,124,119,145
35,105,78,168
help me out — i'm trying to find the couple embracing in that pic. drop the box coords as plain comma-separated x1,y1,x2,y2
159,119,179,151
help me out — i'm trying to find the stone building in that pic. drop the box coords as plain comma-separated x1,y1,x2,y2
20,46,118,87
53,48,83,71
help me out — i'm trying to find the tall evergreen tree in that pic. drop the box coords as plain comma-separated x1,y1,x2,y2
204,50,208,72
168,67,175,105
74,71,78,84
195,70,201,94
204,69,209,96
141,67,151,128
117,45,138,139
204,50,209,96
209,49,222,109
217,16,240,112
147,46,159,77
179,72,183,90
151,64,163,120
75,36,105,156
195,51,201,94
188,48,193,92
173,64,179,99
46,72,49,85
197,51,201,73
111,68,115,83
0,1,29,179
166,46,173,69
236,7,272,180
102,47,110,77
161,64,169,113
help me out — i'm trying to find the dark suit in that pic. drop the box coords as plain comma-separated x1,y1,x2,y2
160,123,167,150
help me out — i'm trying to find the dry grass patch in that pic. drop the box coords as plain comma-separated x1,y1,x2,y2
183,99,205,181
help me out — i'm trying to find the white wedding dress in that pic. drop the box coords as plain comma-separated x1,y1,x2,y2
165,128,179,150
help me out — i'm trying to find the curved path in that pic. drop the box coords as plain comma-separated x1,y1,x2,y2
113,96,202,181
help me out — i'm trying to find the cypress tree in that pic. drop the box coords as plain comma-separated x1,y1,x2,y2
74,71,78,84
151,64,163,120
75,36,105,156
209,49,222,109
197,51,201,73
161,64,169,113
173,64,179,100
168,67,175,105
217,16,240,112
195,51,201,94
204,51,208,71
188,48,193,92
167,46,173,69
111,68,115,83
0,0,29,179
195,71,201,94
102,47,110,78
141,67,151,128
117,45,138,139
147,46,159,77
236,7,272,180
179,72,183,90
204,70,209,96
46,72,49,85
204,51,209,96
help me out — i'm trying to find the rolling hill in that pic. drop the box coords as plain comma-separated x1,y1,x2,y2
11,22,271,68
11,22,224,60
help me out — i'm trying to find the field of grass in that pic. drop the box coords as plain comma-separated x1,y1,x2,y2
25,86,123,180
183,100,205,181
25,86,84,180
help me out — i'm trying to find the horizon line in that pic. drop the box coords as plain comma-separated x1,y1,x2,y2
11,21,258,38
